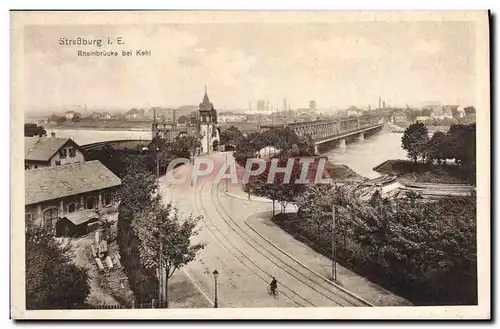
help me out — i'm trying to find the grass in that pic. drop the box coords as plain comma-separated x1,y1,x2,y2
167,271,212,308
324,161,366,182
374,159,470,184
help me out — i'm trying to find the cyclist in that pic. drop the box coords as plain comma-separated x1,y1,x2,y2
270,277,278,295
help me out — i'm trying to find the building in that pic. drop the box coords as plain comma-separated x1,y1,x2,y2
25,135,85,170
148,108,177,123
283,98,288,112
257,100,266,112
90,112,102,120
442,105,461,118
346,106,361,117
25,160,121,237
391,111,408,124
218,113,247,123
309,100,316,112
101,112,113,120
430,106,454,120
197,86,220,154
415,116,431,122
64,111,76,119
125,108,145,120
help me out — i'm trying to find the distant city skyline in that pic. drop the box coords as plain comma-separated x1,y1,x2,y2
24,21,476,114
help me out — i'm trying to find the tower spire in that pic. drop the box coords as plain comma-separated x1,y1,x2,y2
205,84,207,94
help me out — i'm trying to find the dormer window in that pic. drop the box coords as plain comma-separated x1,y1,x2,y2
59,148,67,159
69,147,76,158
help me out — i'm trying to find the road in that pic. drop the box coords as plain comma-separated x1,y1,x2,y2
158,152,370,308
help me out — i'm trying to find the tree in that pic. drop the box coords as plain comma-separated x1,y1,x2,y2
133,201,206,308
401,122,429,165
72,112,82,123
56,116,67,125
463,106,476,115
220,126,244,146
177,115,189,124
116,155,160,303
24,123,47,137
26,223,90,309
234,133,260,166
427,131,447,166
421,108,432,117
296,184,335,237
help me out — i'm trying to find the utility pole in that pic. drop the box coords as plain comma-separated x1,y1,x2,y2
331,202,337,282
156,147,160,188
225,152,229,192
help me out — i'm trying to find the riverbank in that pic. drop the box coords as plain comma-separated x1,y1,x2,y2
324,161,366,182
44,121,152,131
374,159,470,184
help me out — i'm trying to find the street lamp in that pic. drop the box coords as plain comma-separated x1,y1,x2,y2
212,269,219,308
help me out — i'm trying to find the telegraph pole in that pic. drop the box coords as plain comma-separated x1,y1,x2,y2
331,202,337,282
225,152,229,192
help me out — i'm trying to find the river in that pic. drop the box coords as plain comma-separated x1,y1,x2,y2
322,130,407,179
47,128,152,145
49,127,408,179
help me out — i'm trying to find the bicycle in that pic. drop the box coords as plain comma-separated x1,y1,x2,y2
267,285,279,299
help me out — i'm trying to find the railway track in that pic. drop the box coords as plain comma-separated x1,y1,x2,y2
192,180,309,307
194,178,371,307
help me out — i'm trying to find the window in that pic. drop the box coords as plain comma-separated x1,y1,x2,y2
68,203,76,213
69,147,76,158
59,148,67,159
55,160,61,166
25,164,29,170
104,193,112,206
43,208,58,230
86,197,96,209
34,165,38,169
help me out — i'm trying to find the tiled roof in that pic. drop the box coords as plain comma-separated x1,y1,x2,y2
25,160,122,205
25,137,71,162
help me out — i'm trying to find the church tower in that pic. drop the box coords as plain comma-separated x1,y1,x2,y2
197,85,220,154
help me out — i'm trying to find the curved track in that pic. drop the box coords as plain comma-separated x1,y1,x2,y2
193,176,371,307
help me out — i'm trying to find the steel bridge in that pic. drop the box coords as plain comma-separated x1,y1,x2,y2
80,139,152,153
81,115,383,153
260,115,383,152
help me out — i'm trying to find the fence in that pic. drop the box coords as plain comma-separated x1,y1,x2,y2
83,301,157,309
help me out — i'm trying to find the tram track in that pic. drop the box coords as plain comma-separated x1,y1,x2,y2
192,179,310,307
210,181,370,307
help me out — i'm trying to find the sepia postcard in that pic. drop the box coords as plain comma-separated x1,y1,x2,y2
11,10,490,320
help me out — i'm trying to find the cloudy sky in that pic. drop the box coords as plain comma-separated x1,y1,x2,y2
23,21,476,113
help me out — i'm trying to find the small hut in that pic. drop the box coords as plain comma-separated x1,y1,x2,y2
56,210,100,237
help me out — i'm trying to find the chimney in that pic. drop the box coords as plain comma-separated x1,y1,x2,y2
51,132,56,138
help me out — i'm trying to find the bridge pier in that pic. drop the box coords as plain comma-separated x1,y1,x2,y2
358,132,365,141
314,144,319,155
338,139,346,148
